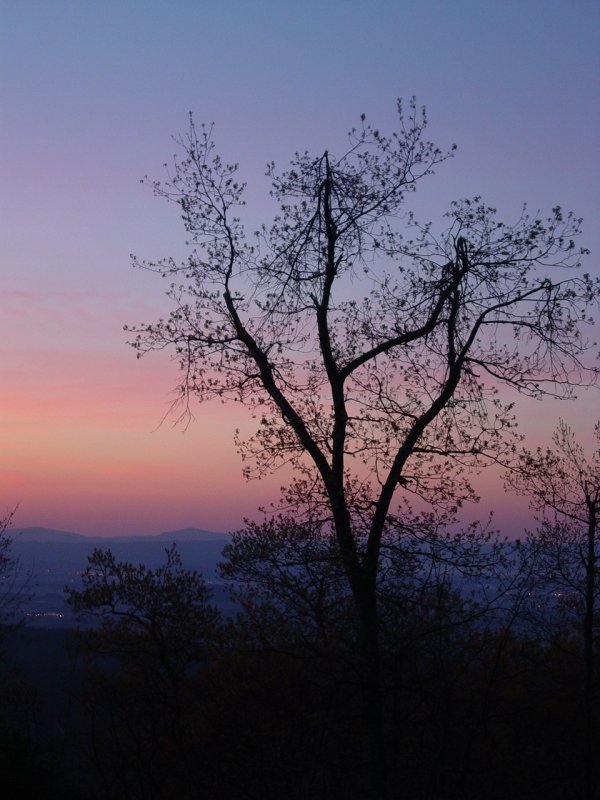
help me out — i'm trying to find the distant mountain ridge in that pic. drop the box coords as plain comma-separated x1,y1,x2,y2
8,526,230,543
156,527,230,542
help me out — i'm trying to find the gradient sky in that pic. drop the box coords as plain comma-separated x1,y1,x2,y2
1,0,599,536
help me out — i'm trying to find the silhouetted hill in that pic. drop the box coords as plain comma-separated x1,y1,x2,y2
11,527,92,543
155,527,229,541
9,525,230,543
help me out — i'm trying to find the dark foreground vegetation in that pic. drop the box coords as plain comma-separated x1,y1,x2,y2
1,509,598,800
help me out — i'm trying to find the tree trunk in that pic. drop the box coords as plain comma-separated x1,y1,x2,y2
583,502,597,800
352,575,389,800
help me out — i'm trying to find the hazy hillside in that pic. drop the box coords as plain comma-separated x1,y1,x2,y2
6,527,234,628
10,527,92,543
10,526,230,543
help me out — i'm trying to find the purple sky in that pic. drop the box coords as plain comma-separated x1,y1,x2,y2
1,0,599,536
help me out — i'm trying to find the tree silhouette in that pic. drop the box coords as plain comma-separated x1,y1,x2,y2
66,546,222,799
506,420,600,799
128,100,598,798
66,545,221,688
0,508,28,641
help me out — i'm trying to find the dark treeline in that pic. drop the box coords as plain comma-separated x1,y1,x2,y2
1,509,597,800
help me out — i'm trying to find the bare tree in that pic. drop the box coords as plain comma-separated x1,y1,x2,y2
0,508,27,638
66,546,221,688
66,546,222,799
128,100,598,798
506,420,600,800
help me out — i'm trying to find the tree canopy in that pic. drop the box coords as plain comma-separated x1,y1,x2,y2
129,100,597,540
128,99,599,799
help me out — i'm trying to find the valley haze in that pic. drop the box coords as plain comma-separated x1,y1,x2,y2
7,526,234,627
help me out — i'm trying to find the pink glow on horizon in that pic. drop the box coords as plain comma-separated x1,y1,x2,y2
2,280,596,537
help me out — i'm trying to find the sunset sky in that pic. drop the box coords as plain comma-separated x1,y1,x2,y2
1,1,599,537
